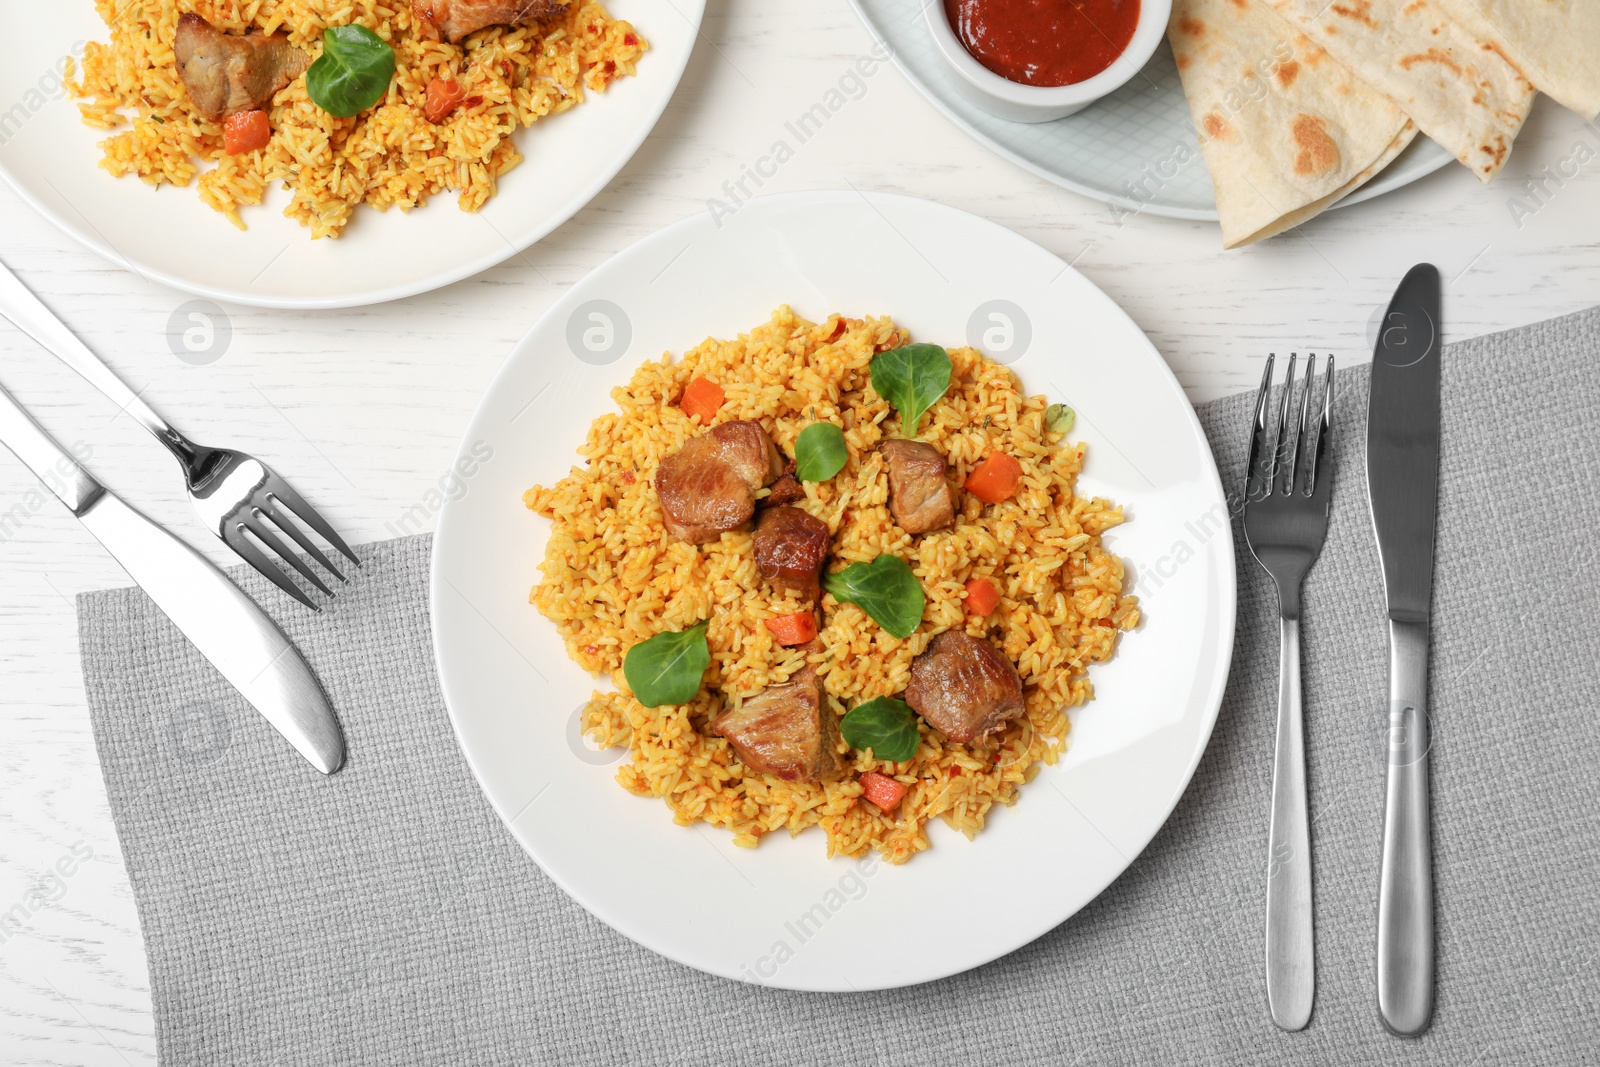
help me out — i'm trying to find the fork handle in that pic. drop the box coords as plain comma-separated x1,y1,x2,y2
1377,618,1433,1036
1265,615,1314,1030
0,259,186,455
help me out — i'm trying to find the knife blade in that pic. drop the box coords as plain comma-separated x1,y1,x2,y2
0,383,345,774
1366,262,1441,1036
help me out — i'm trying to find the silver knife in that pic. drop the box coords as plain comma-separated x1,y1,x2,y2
1366,263,1441,1036
0,383,345,774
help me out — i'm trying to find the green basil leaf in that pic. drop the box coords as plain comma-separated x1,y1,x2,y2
840,696,920,762
623,621,710,708
822,555,924,638
1045,402,1075,435
306,25,396,118
794,422,848,482
870,344,951,438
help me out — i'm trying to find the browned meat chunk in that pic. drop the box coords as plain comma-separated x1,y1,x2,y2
904,631,1025,744
710,668,841,782
754,507,829,602
879,439,956,535
656,420,783,544
174,13,310,121
763,472,805,507
412,0,568,43
762,459,806,508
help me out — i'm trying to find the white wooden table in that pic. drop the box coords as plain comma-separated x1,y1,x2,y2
1,2,1595,1061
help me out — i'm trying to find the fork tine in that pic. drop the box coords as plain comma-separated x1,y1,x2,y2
1292,356,1318,495
1245,354,1275,500
225,523,321,612
244,509,335,597
1321,355,1335,429
258,497,345,582
1289,354,1317,494
1307,355,1335,495
1276,354,1299,495
261,473,361,568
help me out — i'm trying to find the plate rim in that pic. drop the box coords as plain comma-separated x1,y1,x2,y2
428,189,1239,989
847,0,1455,222
0,0,706,310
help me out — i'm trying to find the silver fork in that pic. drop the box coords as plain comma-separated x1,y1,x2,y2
1242,352,1334,1032
0,261,357,610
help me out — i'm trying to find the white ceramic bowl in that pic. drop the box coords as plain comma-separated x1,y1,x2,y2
924,0,1173,123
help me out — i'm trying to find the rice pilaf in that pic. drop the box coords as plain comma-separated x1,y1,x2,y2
69,0,645,237
524,307,1140,864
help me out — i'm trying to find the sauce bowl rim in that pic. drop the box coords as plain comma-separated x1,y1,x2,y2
924,0,1174,110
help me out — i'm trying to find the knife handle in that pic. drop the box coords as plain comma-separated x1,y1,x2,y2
1377,618,1434,1036
1266,615,1314,1030
0,382,104,515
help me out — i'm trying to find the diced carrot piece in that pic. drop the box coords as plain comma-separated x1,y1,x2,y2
859,771,907,812
763,612,817,647
963,577,1000,617
680,376,726,423
222,110,271,155
964,451,1023,504
424,77,467,124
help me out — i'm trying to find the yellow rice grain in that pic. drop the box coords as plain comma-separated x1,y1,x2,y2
524,308,1141,864
69,0,646,237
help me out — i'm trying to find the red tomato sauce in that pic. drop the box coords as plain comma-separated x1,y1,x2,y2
944,0,1141,87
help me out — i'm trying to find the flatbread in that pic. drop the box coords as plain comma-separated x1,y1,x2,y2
1435,0,1600,119
1242,121,1417,246
1169,0,1418,248
1265,0,1536,180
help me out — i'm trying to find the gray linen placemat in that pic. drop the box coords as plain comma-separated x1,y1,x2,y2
78,307,1600,1065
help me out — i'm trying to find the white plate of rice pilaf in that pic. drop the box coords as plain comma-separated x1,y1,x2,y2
431,191,1236,990
0,0,699,308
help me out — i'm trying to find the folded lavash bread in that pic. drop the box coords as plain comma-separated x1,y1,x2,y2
1169,0,1417,249
1264,0,1535,180
1434,0,1600,120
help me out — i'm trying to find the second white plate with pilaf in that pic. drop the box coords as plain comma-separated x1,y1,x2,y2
0,0,702,309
